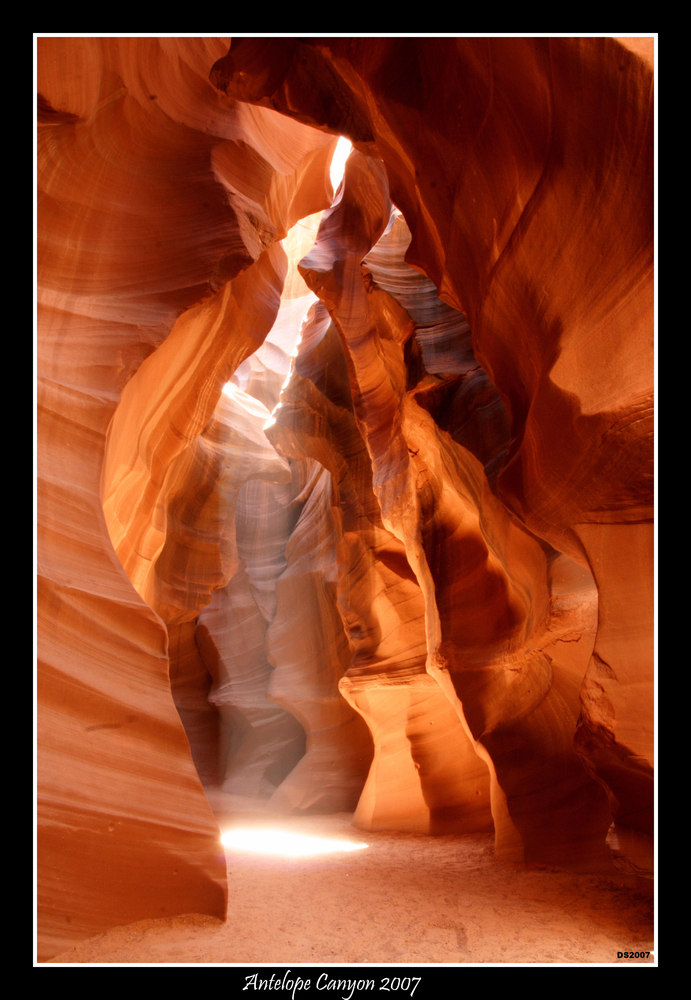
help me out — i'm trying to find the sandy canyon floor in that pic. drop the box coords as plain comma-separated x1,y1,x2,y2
46,807,655,968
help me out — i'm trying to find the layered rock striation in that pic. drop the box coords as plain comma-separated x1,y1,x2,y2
212,33,655,869
36,35,654,959
268,152,608,860
36,36,336,960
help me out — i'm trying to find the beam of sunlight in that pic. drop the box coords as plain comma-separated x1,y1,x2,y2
330,136,353,193
220,142,352,434
221,826,369,858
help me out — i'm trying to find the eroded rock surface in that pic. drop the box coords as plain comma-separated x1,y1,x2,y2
36,35,335,959
36,35,654,960
213,33,655,865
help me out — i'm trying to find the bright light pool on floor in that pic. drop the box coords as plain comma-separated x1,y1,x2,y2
221,827,369,858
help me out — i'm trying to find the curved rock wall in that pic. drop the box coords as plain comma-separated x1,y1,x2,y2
278,152,609,861
36,36,335,959
212,33,655,867
36,35,654,959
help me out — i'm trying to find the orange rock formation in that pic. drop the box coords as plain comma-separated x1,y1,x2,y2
36,35,655,960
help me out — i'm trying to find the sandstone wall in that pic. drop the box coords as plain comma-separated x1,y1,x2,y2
36,36,335,959
212,32,655,871
36,35,654,959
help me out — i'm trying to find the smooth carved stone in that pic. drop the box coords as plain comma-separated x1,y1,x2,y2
215,35,654,871
268,293,494,836
194,461,341,806
232,293,316,412
37,35,654,962
168,620,220,786
139,382,291,624
572,520,654,856
101,246,289,609
37,35,336,959
293,149,611,863
363,210,511,485
266,460,374,814
339,676,494,836
196,551,306,802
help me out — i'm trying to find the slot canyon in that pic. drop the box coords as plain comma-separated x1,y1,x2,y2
35,35,656,966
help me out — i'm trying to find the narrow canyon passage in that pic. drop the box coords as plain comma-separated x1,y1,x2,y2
36,35,655,966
